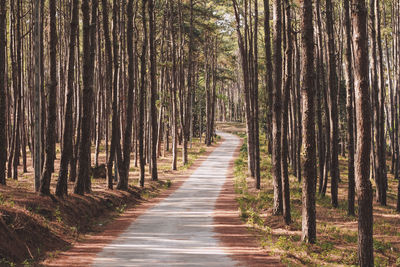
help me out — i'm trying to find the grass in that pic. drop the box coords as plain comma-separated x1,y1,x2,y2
223,120,400,266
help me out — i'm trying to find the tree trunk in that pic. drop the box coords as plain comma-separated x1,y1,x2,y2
56,0,79,197
101,0,114,189
326,0,339,208
300,0,316,244
75,0,97,195
263,0,273,155
33,0,42,191
39,0,58,196
138,0,147,187
281,0,292,224
253,0,261,189
272,0,283,215
0,0,6,186
352,0,374,264
118,0,136,190
344,0,355,216
149,0,158,180
375,0,387,206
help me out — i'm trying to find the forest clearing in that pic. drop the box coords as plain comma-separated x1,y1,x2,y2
0,0,400,266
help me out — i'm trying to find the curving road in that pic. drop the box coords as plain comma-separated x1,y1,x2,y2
92,132,241,267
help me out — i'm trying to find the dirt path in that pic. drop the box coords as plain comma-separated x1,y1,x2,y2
45,132,281,266
91,132,240,266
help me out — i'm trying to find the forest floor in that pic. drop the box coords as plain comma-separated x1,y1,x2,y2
0,137,213,266
216,121,400,266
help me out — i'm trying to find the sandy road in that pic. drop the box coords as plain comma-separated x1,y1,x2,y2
92,132,241,267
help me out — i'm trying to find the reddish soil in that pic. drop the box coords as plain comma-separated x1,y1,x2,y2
42,142,221,267
213,138,283,267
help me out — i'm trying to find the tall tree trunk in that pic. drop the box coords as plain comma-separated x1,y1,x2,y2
108,0,123,190
182,0,194,166
272,0,283,215
281,0,292,224
118,0,136,190
56,0,79,197
149,0,158,180
253,0,261,189
170,0,178,171
0,0,6,186
75,0,97,195
101,0,114,189
344,0,355,216
39,0,58,195
375,0,387,206
326,0,339,208
138,0,147,187
352,0,374,264
33,0,42,191
369,0,381,204
300,0,316,244
263,0,273,155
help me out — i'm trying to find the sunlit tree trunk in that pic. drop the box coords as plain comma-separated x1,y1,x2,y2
343,0,355,216
300,0,316,244
352,0,374,264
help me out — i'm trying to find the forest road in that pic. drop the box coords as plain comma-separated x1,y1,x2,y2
92,132,242,267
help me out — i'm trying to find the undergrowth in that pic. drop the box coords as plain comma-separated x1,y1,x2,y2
233,132,398,266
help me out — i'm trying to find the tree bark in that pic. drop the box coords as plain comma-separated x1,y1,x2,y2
344,0,355,216
149,0,158,180
326,0,339,208
263,0,273,155
353,0,374,264
138,0,147,187
281,0,292,224
272,0,283,215
39,0,58,196
75,0,97,195
56,0,79,197
0,0,6,186
375,0,387,206
300,0,316,244
118,0,136,190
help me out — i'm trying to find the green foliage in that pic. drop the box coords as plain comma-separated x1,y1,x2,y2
22,259,34,266
373,239,392,253
116,204,127,214
53,206,62,223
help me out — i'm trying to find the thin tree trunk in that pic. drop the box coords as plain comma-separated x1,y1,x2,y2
272,0,283,215
39,0,57,195
118,0,136,190
149,0,158,180
326,0,339,208
101,0,114,189
375,0,387,206
56,0,79,197
138,0,147,187
344,0,355,216
0,0,6,186
263,0,273,155
281,0,291,224
300,0,316,244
